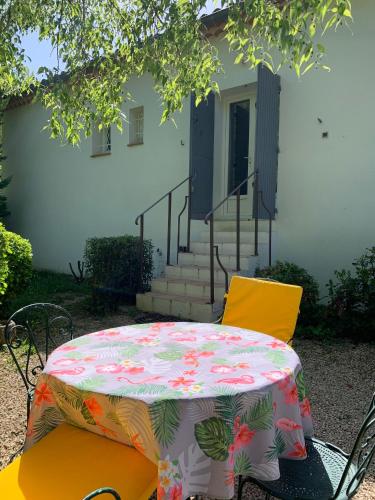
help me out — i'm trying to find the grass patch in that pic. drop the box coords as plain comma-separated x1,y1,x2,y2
1,270,91,320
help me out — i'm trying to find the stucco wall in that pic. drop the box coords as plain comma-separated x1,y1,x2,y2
4,0,375,288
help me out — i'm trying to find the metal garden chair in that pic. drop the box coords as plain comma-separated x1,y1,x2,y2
4,303,74,419
238,392,375,500
83,487,121,499
220,276,303,345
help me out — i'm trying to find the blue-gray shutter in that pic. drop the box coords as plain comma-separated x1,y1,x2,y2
189,93,215,220
254,64,281,219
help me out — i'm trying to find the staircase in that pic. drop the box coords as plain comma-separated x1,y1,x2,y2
136,220,271,322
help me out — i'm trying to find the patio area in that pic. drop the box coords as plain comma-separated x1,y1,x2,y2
1,306,374,499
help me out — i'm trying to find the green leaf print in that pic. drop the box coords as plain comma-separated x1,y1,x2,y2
119,344,142,357
201,341,220,351
81,402,96,425
266,350,287,368
51,382,84,411
265,429,286,460
212,358,230,365
77,375,106,391
117,384,168,396
215,394,244,428
296,370,306,402
108,394,123,405
155,350,184,361
33,407,63,442
242,393,273,431
234,451,252,475
106,410,122,428
195,417,232,461
230,346,268,355
150,400,181,447
62,351,83,359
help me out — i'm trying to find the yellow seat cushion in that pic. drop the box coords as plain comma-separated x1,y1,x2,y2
0,423,157,500
222,276,303,344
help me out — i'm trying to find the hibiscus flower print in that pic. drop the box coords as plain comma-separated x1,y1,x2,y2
284,384,298,405
267,340,287,349
288,441,307,458
84,397,103,417
234,424,255,449
204,333,225,341
96,363,124,374
136,336,159,346
49,367,85,376
52,358,78,366
183,370,197,376
34,383,53,406
300,397,311,417
210,365,235,374
56,345,77,352
169,483,183,500
169,376,195,388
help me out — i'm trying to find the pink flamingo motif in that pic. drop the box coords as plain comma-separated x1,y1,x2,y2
116,375,162,384
216,375,255,384
49,367,85,375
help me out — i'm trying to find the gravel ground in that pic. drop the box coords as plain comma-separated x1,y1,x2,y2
0,314,374,499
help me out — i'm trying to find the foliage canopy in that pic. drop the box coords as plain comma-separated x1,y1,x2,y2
0,0,352,143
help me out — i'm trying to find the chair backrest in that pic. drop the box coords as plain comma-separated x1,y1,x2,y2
5,303,73,393
221,276,303,344
334,393,375,499
83,488,121,500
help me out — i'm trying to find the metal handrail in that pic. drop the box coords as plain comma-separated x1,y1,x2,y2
204,170,257,224
204,170,259,304
135,173,194,291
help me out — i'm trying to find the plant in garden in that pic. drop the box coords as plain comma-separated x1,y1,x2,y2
84,234,153,312
0,96,11,221
0,1,352,144
326,247,375,341
0,223,33,315
255,261,320,325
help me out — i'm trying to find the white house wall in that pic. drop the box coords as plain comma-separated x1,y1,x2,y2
4,0,375,287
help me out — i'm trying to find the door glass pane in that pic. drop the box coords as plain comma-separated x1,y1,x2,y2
228,99,250,195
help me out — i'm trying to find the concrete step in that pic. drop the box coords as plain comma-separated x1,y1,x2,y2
190,241,268,256
152,277,226,301
213,219,273,232
178,252,255,270
199,230,271,244
136,292,216,322
165,264,241,283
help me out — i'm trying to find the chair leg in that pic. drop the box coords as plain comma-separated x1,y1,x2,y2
265,493,271,500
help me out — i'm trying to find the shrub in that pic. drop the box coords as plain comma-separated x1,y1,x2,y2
255,260,320,325
326,247,375,341
0,223,33,314
84,235,153,312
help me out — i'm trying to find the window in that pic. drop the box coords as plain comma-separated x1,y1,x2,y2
92,123,111,156
129,106,144,145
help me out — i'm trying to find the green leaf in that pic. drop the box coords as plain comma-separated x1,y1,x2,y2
155,350,184,361
115,384,168,396
295,370,306,402
242,393,273,431
33,407,63,442
265,429,286,460
81,402,96,425
77,375,106,391
230,346,268,355
266,350,287,368
234,451,252,475
215,394,244,427
150,400,180,447
195,417,232,461
201,342,220,351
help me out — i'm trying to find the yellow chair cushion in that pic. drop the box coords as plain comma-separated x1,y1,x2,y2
222,276,303,344
0,423,157,500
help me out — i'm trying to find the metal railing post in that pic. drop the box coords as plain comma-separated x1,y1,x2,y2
209,214,215,304
187,176,192,252
139,214,144,291
236,187,241,271
167,192,172,265
254,171,259,256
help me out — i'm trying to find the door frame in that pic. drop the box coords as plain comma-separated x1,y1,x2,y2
220,90,257,219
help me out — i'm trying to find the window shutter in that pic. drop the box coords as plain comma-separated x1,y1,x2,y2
189,93,215,220
254,64,281,219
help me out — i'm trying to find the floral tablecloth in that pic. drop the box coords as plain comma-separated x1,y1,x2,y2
25,322,313,499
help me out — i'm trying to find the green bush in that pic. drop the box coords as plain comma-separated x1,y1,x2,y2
326,247,375,341
255,260,320,325
0,223,33,313
84,235,153,312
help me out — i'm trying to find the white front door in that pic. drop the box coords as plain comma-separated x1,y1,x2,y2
221,93,256,218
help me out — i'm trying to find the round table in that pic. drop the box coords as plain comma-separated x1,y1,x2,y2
26,322,313,499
